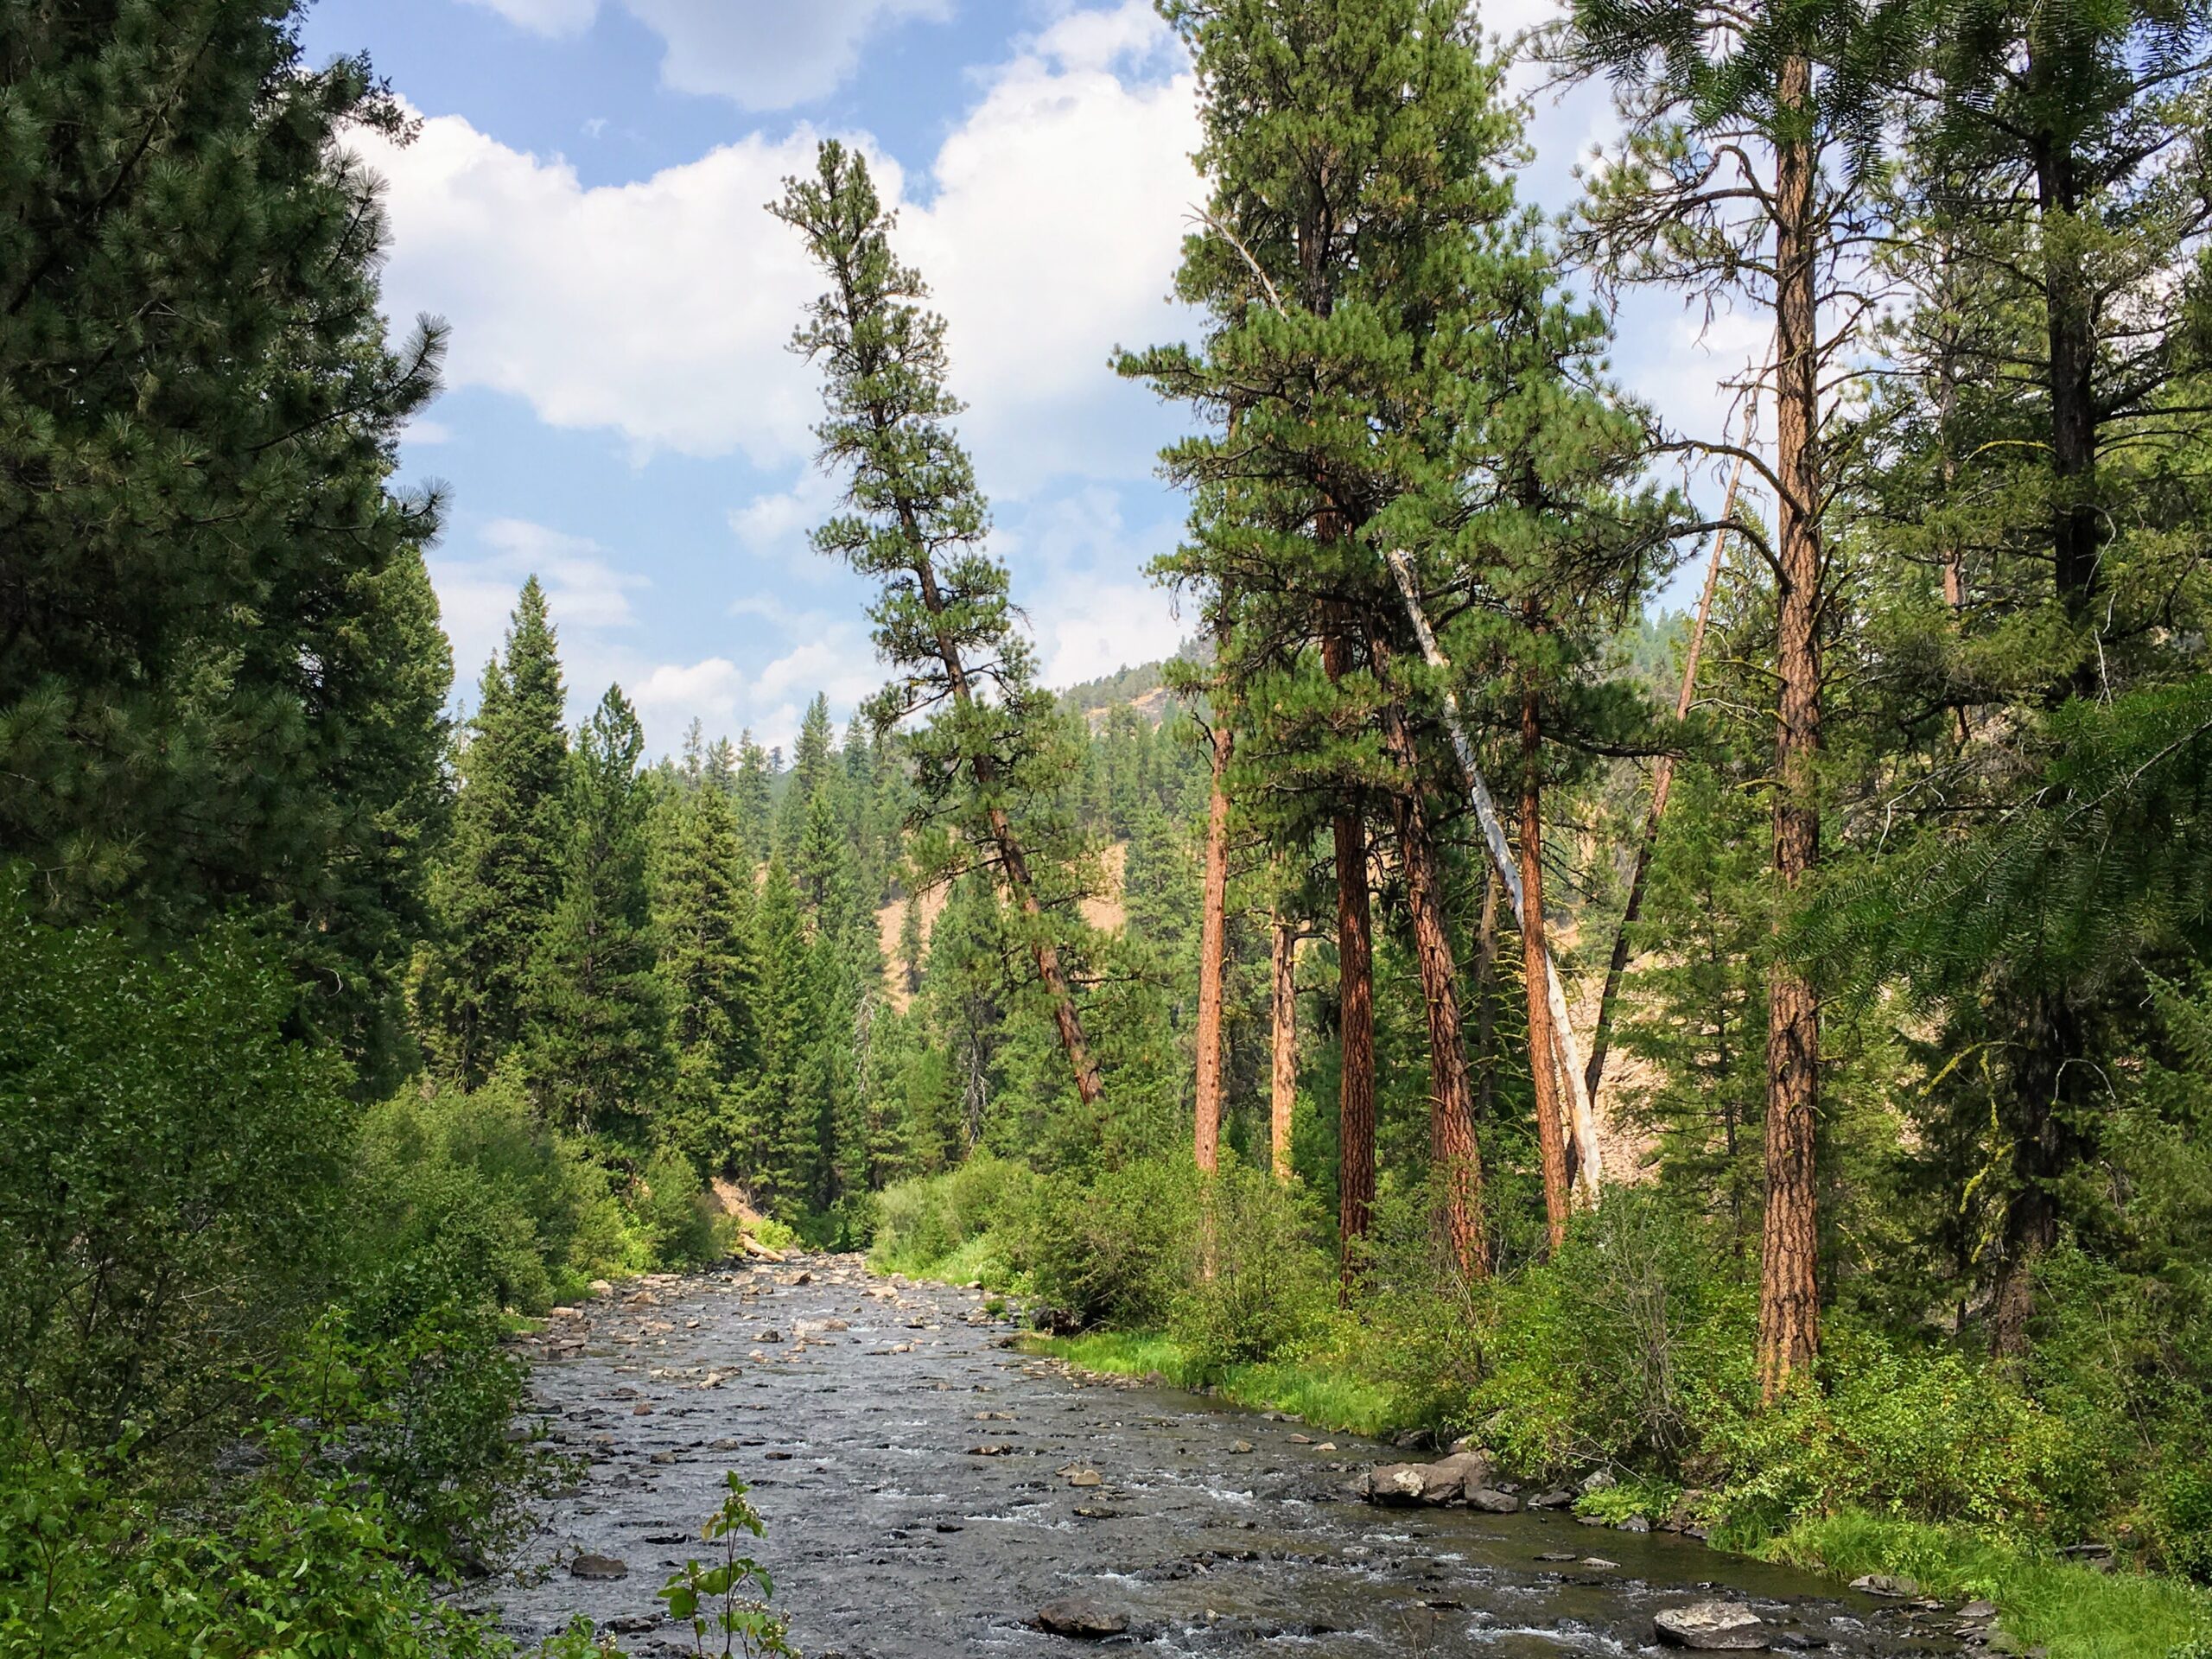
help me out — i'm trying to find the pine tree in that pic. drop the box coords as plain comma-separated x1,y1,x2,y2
733,731,774,860
1560,0,1901,1391
747,853,832,1213
653,760,761,1176
772,141,1107,1110
423,579,571,1085
0,4,452,1078
524,685,670,1136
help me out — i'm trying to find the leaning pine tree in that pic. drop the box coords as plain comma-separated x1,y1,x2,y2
772,141,1105,1109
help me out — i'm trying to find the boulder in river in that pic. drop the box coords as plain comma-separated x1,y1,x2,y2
1466,1487,1521,1513
1036,1598,1129,1638
1363,1448,1496,1505
568,1553,629,1581
1849,1573,1919,1598
1655,1599,1767,1649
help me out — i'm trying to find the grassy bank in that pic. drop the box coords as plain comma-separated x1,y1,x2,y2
1022,1329,1409,1439
1020,1327,2211,1659
1766,1514,2210,1659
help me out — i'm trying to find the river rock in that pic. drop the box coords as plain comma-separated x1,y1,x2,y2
1530,1488,1574,1509
1466,1487,1521,1513
1037,1598,1128,1637
568,1553,629,1581
1655,1599,1767,1649
1363,1448,1496,1505
1581,1468,1618,1494
1849,1573,1919,1598
1617,1515,1652,1532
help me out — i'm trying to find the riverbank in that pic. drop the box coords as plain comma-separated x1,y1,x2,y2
1024,1327,2211,1659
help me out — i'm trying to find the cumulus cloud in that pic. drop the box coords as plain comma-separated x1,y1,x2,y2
624,0,951,111
460,0,596,36
457,0,949,109
355,1,1200,486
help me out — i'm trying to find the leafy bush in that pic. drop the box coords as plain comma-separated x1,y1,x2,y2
0,891,354,1460
1021,1156,1199,1329
870,1155,1039,1276
630,1147,724,1268
1169,1164,1333,1372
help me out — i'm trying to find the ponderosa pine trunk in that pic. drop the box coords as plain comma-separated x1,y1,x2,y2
1270,905,1298,1181
1321,614,1376,1291
1518,677,1573,1254
1193,710,1232,1174
1759,51,1824,1397
1381,682,1487,1279
1475,870,1500,1125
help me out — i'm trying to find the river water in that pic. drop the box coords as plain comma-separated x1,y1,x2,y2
481,1255,1961,1658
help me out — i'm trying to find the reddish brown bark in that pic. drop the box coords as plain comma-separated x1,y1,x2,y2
1518,679,1573,1255
1321,619,1376,1289
1269,906,1298,1182
1193,715,1232,1174
1381,683,1486,1279
1760,53,1823,1396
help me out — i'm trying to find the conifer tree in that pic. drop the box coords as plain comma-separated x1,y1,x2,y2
772,141,1107,1109
524,685,670,1135
0,4,452,1077
733,731,775,859
653,760,761,1175
423,579,571,1085
748,853,832,1212
1561,0,1899,1390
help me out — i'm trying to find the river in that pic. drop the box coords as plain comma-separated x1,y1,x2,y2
479,1255,1962,1657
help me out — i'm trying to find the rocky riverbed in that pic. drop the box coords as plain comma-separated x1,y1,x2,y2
480,1255,1969,1656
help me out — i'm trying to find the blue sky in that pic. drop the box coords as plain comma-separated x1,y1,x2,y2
302,0,1760,755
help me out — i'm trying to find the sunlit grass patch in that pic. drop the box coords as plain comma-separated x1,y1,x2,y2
1024,1331,1412,1440
1765,1511,2212,1659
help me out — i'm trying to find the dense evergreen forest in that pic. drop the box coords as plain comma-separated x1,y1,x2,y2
3,0,2211,1655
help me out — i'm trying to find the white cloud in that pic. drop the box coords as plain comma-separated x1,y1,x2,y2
355,3,1200,486
461,0,596,35
1034,581,1183,688
455,0,949,110
625,0,951,110
430,517,650,707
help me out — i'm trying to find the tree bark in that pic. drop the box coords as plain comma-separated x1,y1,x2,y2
1321,616,1376,1289
1270,903,1299,1181
1474,870,1500,1125
1519,678,1574,1254
1193,709,1232,1175
1759,51,1824,1397
1382,692,1488,1280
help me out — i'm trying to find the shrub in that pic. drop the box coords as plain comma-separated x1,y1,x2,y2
1169,1164,1333,1372
0,892,354,1460
629,1148,722,1268
1021,1157,1200,1329
870,1155,1039,1275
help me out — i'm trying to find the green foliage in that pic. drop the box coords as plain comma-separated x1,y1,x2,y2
868,1155,1040,1279
423,578,572,1087
1170,1165,1334,1373
524,685,671,1136
1022,1158,1200,1331
0,885,353,1459
0,2,453,1084
657,1474,795,1659
1766,1513,2212,1659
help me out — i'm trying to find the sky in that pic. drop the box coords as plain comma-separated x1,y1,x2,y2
300,0,1764,755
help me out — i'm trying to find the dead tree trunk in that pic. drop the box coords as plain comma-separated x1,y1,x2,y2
1520,677,1574,1253
1585,449,1745,1100
1320,611,1376,1290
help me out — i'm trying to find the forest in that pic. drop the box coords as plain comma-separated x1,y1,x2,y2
2,0,2210,1656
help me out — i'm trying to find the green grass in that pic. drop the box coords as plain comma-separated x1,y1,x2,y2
1765,1512,2212,1659
868,1229,1017,1288
1023,1329,1411,1440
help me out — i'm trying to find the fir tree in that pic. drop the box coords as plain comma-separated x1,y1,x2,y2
524,685,670,1136
423,579,571,1085
653,760,761,1176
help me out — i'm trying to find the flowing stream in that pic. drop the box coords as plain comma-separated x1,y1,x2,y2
479,1255,1962,1658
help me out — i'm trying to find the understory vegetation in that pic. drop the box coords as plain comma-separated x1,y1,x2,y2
4,0,2210,1654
